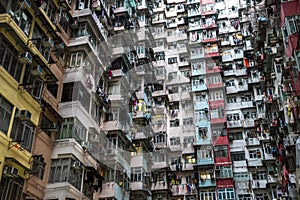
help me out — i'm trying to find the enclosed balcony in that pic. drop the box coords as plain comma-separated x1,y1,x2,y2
195,126,212,145
196,146,214,165
199,168,216,188
99,181,129,200
191,76,207,92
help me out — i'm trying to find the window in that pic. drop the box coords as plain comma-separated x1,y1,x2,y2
168,72,177,80
11,114,35,152
199,189,216,200
136,45,145,54
153,151,166,162
209,90,224,101
229,132,243,140
191,61,204,71
249,149,262,159
0,95,13,134
192,76,205,86
46,83,58,98
195,108,209,121
216,166,233,178
183,136,194,144
208,75,221,85
234,172,249,181
131,167,143,182
238,194,252,200
168,57,177,64
211,126,226,137
182,101,193,109
69,52,84,68
171,157,181,165
41,0,56,22
48,158,83,190
170,119,179,127
210,107,224,119
252,171,267,180
0,36,23,82
255,193,269,200
198,127,208,138
59,118,87,143
195,93,207,101
31,157,45,180
181,71,191,78
191,48,203,57
241,94,252,102
214,146,228,157
108,82,121,95
198,147,213,159
227,113,240,121
10,6,32,36
218,188,235,200
22,68,44,100
154,132,166,143
184,154,196,164
170,137,180,145
0,176,24,200
156,67,165,76
183,117,193,126
227,96,237,103
225,80,235,87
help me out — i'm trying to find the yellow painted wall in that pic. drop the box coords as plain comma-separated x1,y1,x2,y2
0,65,41,179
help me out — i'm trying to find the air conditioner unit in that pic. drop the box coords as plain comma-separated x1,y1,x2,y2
79,2,85,10
72,161,82,170
81,141,92,149
30,65,43,77
42,38,54,48
3,166,19,178
270,72,276,78
18,52,32,64
16,110,32,121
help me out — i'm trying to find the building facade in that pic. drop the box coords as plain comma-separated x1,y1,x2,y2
0,0,300,200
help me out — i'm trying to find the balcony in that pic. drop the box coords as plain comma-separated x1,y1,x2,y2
197,157,214,166
227,120,243,128
194,101,209,110
206,66,221,74
168,93,180,102
130,182,151,195
99,182,128,199
192,83,207,92
243,119,255,128
102,121,123,132
232,160,247,167
45,182,84,200
131,155,150,171
226,85,237,94
151,180,169,191
247,159,263,167
199,179,216,188
252,180,267,189
263,153,275,161
246,138,260,146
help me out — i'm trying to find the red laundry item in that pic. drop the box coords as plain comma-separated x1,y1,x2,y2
243,58,250,67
